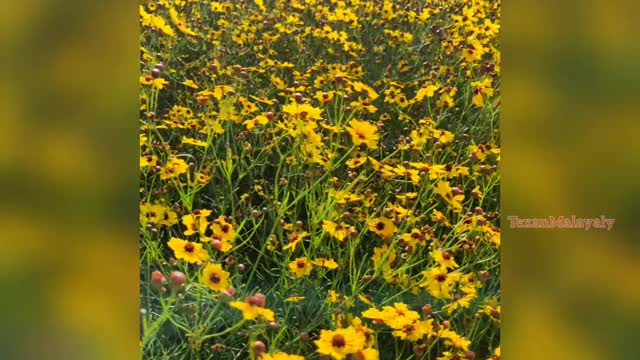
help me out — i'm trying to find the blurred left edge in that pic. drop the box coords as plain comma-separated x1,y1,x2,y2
0,1,139,360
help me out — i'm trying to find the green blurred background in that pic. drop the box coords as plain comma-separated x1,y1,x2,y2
1,0,639,359
503,0,640,358
0,0,138,359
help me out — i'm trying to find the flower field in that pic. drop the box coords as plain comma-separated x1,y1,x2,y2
140,0,500,359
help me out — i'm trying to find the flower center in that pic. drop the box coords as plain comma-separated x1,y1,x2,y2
184,243,195,253
210,273,221,283
331,335,346,348
221,224,230,233
435,274,447,282
296,260,306,268
376,222,385,231
403,324,415,335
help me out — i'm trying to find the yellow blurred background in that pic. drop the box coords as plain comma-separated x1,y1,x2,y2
504,0,640,358
0,0,138,359
1,0,639,359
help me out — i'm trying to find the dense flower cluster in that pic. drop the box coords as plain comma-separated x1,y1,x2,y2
140,0,500,359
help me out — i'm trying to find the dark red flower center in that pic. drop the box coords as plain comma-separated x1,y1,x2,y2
403,324,415,335
209,273,221,283
184,243,195,253
332,335,346,348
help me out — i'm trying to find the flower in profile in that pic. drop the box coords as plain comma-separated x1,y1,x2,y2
167,237,210,264
431,249,459,270
346,120,379,149
362,302,420,329
181,210,211,236
368,217,396,240
201,263,230,291
434,181,465,212
229,293,275,321
284,295,305,303
314,326,366,360
322,220,350,242
440,329,472,351
312,258,339,270
288,257,313,278
282,231,310,251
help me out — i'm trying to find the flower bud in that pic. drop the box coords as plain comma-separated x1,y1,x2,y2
151,270,166,291
252,341,266,356
169,271,186,290
212,239,222,251
478,270,489,282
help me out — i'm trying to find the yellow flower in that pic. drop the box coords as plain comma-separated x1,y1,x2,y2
288,257,313,278
442,291,477,314
368,217,396,240
260,353,305,360
391,319,434,342
282,102,324,122
152,78,169,90
140,203,164,225
181,210,211,236
431,249,459,269
182,79,199,89
140,155,158,168
167,238,210,264
140,75,153,85
312,258,339,269
210,216,235,249
346,120,379,149
284,296,305,303
346,157,367,169
282,231,310,251
441,329,471,351
434,181,465,212
316,90,335,104
371,245,396,272
419,267,462,299
322,220,350,242
181,136,208,147
431,209,451,226
401,228,427,247
201,263,230,291
353,348,379,360
362,303,420,329
414,83,440,102
314,327,366,360
160,157,188,180
229,296,275,321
